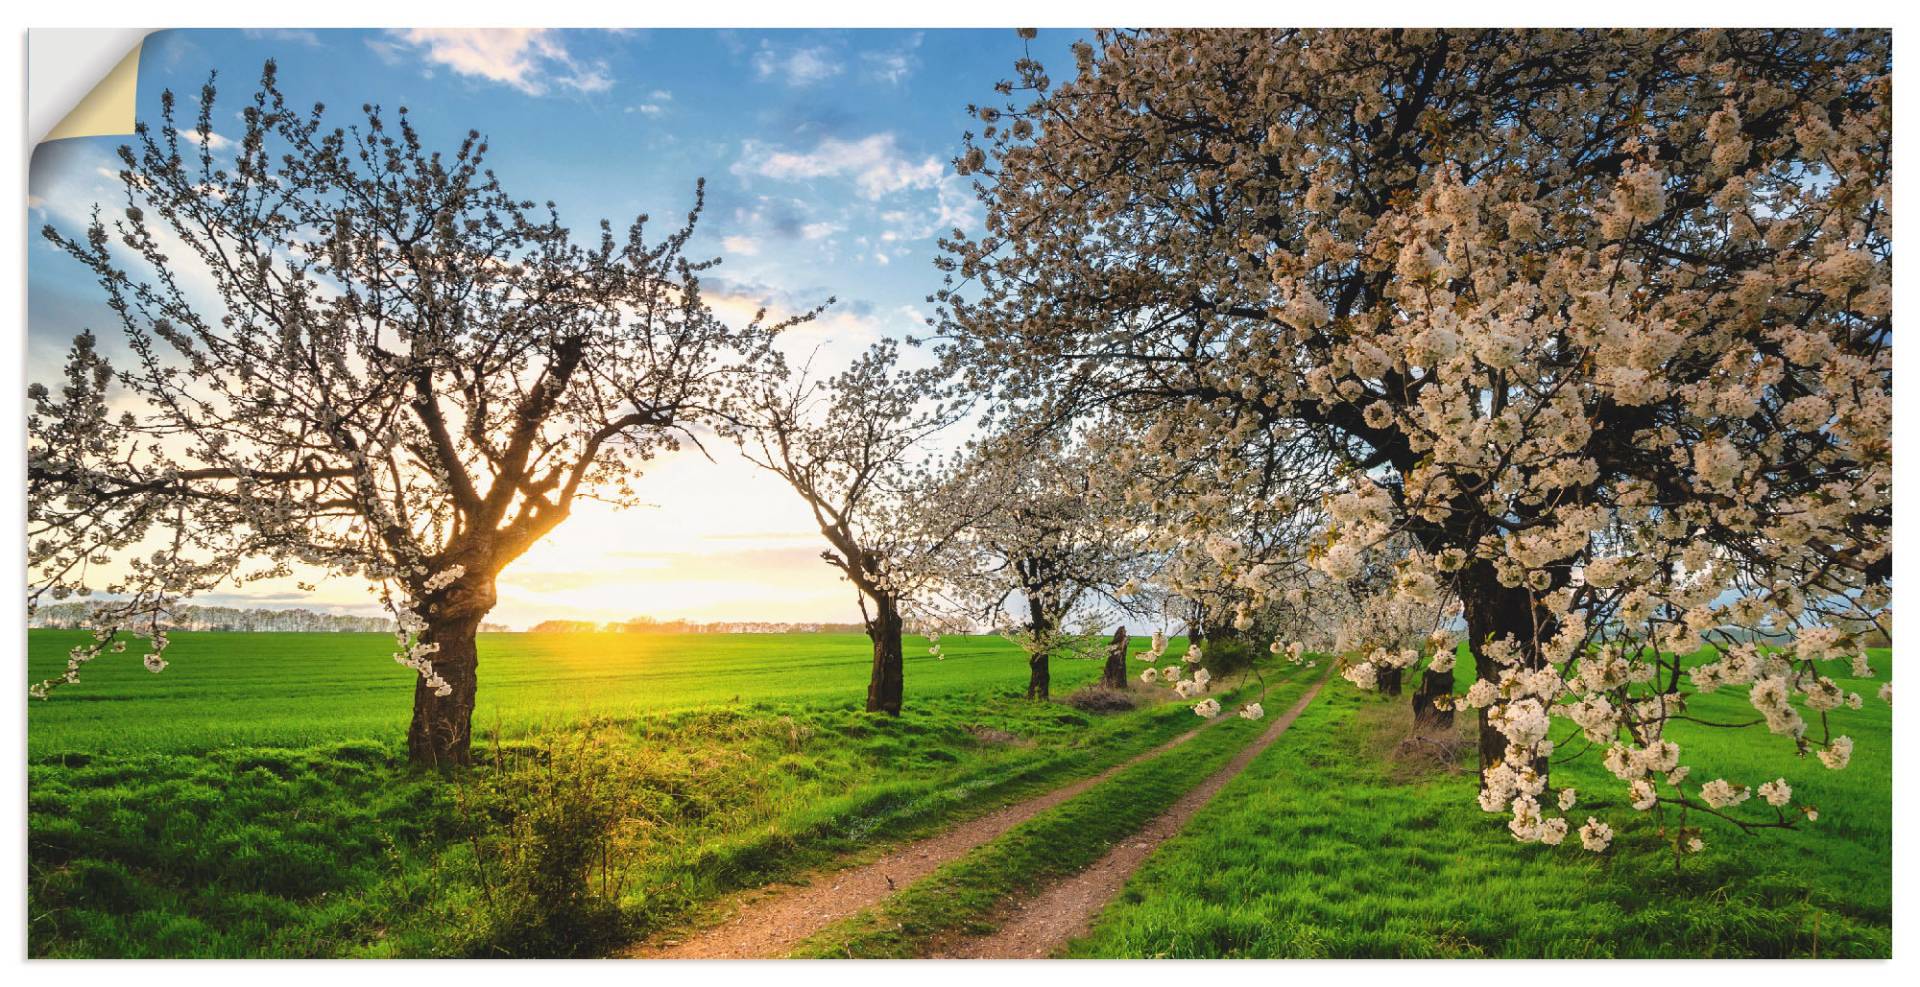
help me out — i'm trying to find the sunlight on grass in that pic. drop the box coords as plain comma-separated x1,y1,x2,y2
28,629,1213,957
28,630,1170,755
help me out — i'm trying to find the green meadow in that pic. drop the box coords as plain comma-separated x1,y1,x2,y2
25,631,1894,958
1070,649,1894,959
28,630,1140,756
27,629,1219,957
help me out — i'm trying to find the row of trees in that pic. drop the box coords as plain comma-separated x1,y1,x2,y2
31,603,881,637
928,28,1891,851
22,62,1165,761
28,29,1892,862
27,602,431,634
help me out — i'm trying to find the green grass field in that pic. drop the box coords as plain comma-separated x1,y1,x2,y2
28,630,1139,755
25,631,1895,958
27,629,1216,957
1069,649,1894,958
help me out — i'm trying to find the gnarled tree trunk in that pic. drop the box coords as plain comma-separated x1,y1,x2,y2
1377,665,1405,696
407,616,482,766
1025,593,1054,700
406,572,500,767
1461,570,1553,786
866,595,905,716
1411,666,1455,732
1027,651,1051,700
1101,625,1130,689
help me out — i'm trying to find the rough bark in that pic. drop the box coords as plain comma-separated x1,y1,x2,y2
407,613,485,767
1027,651,1051,700
406,570,500,767
1101,625,1130,689
1025,594,1054,700
1411,667,1456,732
1377,665,1405,696
1461,571,1553,785
866,595,905,716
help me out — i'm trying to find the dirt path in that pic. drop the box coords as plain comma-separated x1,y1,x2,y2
931,679,1327,959
628,699,1233,959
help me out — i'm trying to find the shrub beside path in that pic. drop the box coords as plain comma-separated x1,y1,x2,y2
628,697,1236,959
931,678,1328,959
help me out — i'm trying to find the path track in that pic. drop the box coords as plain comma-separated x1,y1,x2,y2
932,679,1327,959
629,700,1234,959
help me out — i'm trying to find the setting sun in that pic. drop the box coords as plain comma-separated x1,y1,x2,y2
497,450,863,627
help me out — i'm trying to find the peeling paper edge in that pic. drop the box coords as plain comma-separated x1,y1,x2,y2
31,29,153,145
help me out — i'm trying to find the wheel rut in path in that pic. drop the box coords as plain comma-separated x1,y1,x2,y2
629,701,1234,959
932,678,1328,959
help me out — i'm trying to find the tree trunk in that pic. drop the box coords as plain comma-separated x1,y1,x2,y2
405,566,500,767
407,612,485,767
1411,667,1455,732
1461,574,1553,786
1377,665,1405,696
1027,651,1050,700
866,595,905,716
1025,594,1053,700
1101,625,1130,689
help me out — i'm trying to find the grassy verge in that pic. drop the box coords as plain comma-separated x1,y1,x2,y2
1067,650,1892,958
30,671,1228,957
788,661,1323,958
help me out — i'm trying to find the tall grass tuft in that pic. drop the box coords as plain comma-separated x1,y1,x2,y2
454,729,652,957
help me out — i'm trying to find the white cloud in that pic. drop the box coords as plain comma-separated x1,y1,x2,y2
734,133,943,200
555,63,614,94
702,283,890,365
382,29,613,96
860,33,923,85
799,221,842,241
751,41,844,87
721,235,761,256
627,103,666,116
180,129,231,151
932,174,983,233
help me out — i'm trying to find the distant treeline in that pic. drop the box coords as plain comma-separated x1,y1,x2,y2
528,616,871,635
28,602,510,635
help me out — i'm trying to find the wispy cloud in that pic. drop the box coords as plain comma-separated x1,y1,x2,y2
379,29,614,96
243,28,323,48
734,133,943,200
701,277,890,357
751,41,844,87
180,129,231,151
860,33,923,85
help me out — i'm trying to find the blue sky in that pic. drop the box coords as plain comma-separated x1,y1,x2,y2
34,28,1084,363
27,27,1089,627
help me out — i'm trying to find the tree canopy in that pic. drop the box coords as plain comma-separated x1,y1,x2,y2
935,28,1890,850
29,62,794,762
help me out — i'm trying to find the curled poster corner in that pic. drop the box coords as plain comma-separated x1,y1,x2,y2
32,29,151,144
